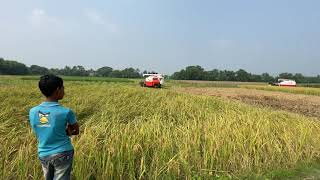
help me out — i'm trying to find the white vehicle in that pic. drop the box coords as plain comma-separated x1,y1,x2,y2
139,74,164,88
271,79,296,87
143,74,164,84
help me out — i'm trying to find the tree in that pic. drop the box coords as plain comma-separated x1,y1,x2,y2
236,69,250,82
96,66,113,77
30,65,49,75
49,68,60,75
60,66,72,76
110,70,122,78
71,66,88,76
184,65,205,80
224,70,237,81
171,69,186,80
293,73,305,83
249,74,262,82
0,58,4,75
0,59,29,75
278,73,294,79
87,68,96,76
120,68,141,78
58,66,89,76
205,69,219,81
261,73,274,82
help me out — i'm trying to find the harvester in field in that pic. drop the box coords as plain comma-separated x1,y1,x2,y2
269,79,296,87
139,74,164,88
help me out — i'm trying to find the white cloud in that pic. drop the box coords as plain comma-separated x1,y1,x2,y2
29,8,58,27
84,9,118,32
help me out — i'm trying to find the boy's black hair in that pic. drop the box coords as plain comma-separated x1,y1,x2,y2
39,74,63,97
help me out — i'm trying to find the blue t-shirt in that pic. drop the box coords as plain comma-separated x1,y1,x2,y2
29,101,77,158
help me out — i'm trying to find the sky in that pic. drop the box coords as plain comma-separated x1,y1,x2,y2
0,0,319,76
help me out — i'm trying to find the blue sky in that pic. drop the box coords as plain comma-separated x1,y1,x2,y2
0,0,319,75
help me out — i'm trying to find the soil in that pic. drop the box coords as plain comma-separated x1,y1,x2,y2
176,87,320,119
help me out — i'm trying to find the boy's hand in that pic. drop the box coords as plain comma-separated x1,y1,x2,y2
66,125,73,136
66,123,79,136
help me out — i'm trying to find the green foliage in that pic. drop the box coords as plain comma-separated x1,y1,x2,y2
261,73,274,82
235,69,250,81
110,67,141,78
171,65,320,83
20,76,134,83
257,161,320,179
171,66,277,82
0,58,29,75
29,65,49,75
96,66,113,77
57,66,89,76
172,65,206,80
0,58,143,78
205,69,220,81
277,73,320,83
278,72,294,80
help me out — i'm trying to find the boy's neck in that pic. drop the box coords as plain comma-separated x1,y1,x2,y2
45,97,59,102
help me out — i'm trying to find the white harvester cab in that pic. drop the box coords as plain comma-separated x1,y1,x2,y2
143,74,164,85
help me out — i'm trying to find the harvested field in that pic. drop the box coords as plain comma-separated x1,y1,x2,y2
176,80,265,85
176,87,320,119
240,85,320,96
171,80,265,88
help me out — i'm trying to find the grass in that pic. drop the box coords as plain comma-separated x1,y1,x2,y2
1,77,320,179
240,85,320,96
299,83,320,88
259,161,320,179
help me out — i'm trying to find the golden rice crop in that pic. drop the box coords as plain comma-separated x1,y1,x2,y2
1,78,320,179
240,85,320,96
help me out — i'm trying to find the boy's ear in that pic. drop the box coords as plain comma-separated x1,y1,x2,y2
56,86,63,92
52,87,60,97
56,86,64,99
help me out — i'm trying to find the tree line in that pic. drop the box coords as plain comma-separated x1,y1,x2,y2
1,58,320,83
0,58,145,78
172,65,320,83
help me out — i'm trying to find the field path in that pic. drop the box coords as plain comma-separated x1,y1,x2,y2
175,87,320,119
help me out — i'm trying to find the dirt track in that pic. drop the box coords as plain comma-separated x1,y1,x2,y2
176,87,320,119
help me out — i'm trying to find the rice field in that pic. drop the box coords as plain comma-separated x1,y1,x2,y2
1,76,320,179
240,85,320,96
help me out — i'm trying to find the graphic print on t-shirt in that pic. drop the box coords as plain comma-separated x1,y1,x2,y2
38,111,50,127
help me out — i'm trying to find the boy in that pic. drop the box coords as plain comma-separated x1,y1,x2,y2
29,74,79,180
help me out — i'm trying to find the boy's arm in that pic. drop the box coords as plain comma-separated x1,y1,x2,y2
66,109,79,136
67,122,79,135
